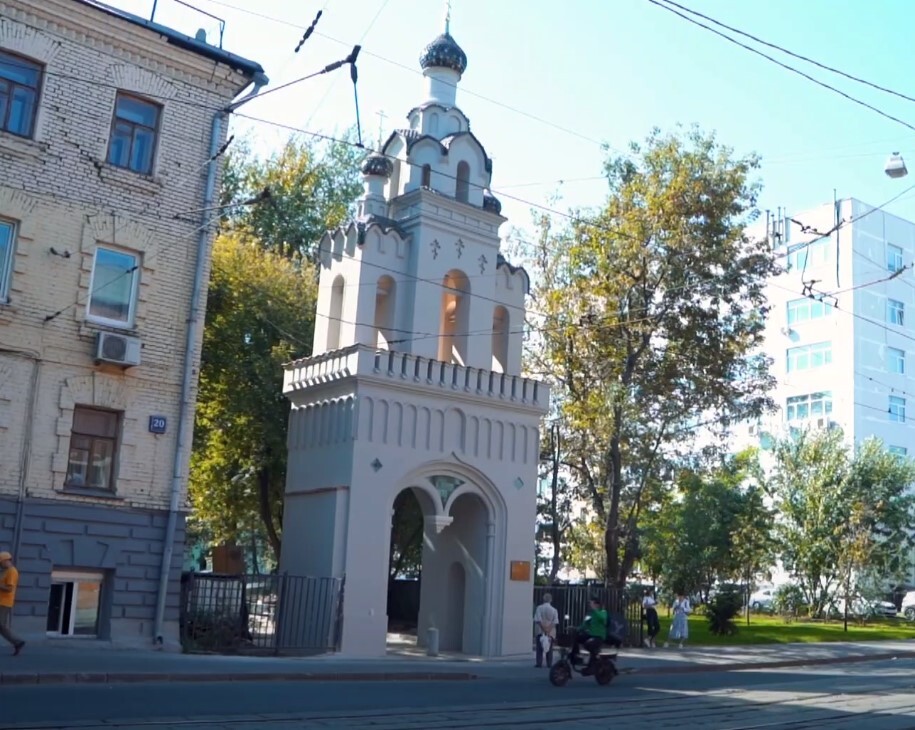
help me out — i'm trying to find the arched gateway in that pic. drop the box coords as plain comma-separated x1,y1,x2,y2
279,20,549,658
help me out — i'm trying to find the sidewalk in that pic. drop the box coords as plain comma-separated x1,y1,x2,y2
2,638,914,685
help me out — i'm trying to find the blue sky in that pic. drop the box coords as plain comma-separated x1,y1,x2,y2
113,0,915,242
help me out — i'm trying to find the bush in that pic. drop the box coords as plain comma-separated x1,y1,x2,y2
773,583,805,620
706,588,742,636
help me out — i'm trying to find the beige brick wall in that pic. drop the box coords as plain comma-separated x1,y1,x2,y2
0,1,256,513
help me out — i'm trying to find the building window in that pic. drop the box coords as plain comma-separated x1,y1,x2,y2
888,298,905,326
421,164,432,188
889,395,906,423
455,161,470,203
888,244,904,273
786,297,832,326
0,50,42,138
87,247,140,327
785,391,833,421
786,341,832,372
65,407,119,491
889,445,908,457
46,570,103,637
787,237,829,271
107,93,160,175
0,218,16,302
888,347,906,374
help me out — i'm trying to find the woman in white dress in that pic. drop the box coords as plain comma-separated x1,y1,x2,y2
665,592,691,648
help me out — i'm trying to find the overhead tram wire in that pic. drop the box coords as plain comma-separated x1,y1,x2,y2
646,0,915,135
186,0,609,149
304,0,391,130
657,0,915,107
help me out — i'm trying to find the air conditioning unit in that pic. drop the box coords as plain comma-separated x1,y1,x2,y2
95,332,141,367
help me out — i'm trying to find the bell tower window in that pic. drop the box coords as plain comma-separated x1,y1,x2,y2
492,306,509,372
374,275,396,350
455,161,470,203
421,164,432,188
438,270,470,365
327,274,345,351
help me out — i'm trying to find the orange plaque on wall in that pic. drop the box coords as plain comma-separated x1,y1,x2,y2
510,561,531,581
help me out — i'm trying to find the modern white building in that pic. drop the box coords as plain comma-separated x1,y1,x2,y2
745,197,915,455
278,22,549,658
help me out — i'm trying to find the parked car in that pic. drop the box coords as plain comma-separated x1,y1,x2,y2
748,587,775,612
830,596,897,619
901,591,915,621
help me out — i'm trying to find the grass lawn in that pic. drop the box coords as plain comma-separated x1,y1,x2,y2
653,613,915,646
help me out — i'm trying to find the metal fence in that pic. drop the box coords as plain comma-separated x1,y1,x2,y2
533,584,643,648
179,572,343,655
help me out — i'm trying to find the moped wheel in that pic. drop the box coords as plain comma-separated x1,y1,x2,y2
549,661,572,687
595,663,615,686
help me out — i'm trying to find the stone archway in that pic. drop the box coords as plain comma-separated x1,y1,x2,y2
385,460,506,657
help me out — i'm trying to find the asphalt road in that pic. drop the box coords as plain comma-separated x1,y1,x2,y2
6,659,915,729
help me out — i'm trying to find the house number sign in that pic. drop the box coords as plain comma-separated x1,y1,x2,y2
149,416,167,434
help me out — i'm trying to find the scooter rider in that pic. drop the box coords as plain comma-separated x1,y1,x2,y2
569,596,608,666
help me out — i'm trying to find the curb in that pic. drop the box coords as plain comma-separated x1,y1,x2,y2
625,649,915,676
0,670,478,685
3,651,913,686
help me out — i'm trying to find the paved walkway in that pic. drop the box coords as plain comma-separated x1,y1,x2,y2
1,639,913,685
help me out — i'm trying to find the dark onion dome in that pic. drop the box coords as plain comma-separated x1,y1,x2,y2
482,191,502,215
419,32,467,75
360,152,393,178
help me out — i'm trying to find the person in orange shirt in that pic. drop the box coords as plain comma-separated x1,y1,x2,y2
0,551,25,655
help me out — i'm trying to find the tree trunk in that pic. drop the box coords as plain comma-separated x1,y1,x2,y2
258,466,282,563
605,417,624,588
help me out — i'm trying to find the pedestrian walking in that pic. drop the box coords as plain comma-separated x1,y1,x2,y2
0,551,25,655
664,591,691,649
533,592,559,668
642,589,661,648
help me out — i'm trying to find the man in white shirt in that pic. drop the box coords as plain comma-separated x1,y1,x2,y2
533,593,560,668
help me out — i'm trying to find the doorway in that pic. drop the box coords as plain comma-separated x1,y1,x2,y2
385,480,490,656
46,570,103,637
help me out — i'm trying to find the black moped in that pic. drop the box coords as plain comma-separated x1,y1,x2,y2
548,626,621,687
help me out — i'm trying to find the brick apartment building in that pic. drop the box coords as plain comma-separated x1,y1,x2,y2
0,0,263,646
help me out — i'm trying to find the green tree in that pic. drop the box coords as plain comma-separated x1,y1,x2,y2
537,422,576,582
639,451,768,599
529,126,778,586
190,232,317,561
190,134,365,564
768,428,915,617
389,490,424,583
219,134,362,259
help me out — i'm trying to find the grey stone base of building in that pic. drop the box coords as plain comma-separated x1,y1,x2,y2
0,496,185,649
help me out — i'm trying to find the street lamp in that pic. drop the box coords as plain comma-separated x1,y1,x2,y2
885,152,908,179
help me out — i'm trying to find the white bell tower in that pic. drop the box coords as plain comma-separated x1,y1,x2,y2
280,12,549,658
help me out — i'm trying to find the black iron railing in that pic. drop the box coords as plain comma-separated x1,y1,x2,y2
179,572,343,655
533,585,643,647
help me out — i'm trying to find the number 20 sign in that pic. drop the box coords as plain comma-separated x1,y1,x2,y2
149,416,167,434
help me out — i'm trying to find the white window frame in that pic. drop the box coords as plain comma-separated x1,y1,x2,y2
785,391,833,421
888,298,905,327
889,395,906,423
86,245,140,328
46,569,104,638
786,342,832,372
787,237,830,271
888,244,904,273
888,347,906,374
0,218,16,303
786,297,832,326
